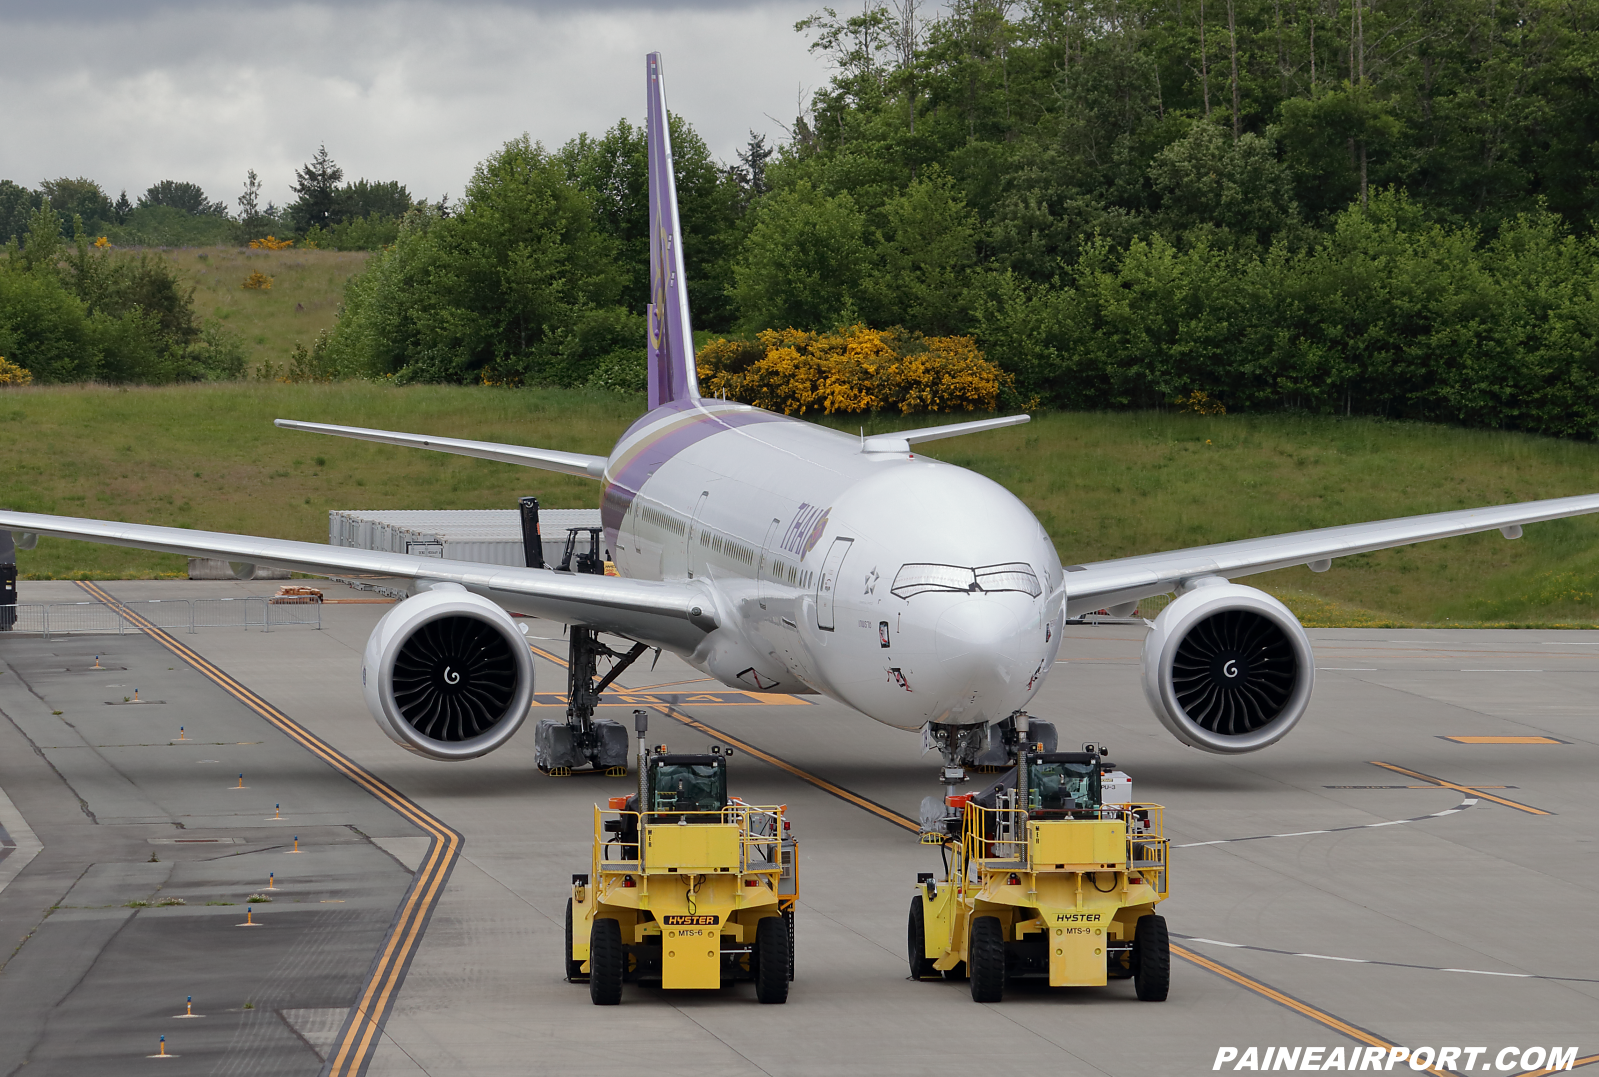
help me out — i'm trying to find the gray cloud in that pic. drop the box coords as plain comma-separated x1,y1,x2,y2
0,1,829,210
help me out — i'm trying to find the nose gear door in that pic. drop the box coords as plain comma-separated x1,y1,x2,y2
815,537,854,631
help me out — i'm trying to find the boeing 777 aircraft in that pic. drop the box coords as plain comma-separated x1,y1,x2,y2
5,53,1599,776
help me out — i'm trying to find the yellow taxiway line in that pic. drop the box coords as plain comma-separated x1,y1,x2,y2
77,581,461,1077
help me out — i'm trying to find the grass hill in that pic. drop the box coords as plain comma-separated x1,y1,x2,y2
3,381,1599,626
183,246,370,374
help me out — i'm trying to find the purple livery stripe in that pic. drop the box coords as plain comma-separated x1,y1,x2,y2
601,400,794,555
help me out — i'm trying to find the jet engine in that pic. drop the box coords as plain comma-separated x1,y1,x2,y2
362,585,535,760
1141,580,1314,754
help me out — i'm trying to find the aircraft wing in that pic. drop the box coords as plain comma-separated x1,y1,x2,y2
0,510,715,650
273,420,608,479
1059,492,1599,617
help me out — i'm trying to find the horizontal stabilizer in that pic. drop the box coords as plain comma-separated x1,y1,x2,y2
863,415,1030,452
275,420,607,479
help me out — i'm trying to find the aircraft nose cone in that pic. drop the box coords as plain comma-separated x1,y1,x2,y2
933,599,1027,718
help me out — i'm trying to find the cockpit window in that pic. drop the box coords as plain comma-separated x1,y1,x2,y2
891,562,1042,600
974,563,1043,595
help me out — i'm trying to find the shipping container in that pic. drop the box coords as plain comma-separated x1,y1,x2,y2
328,509,604,569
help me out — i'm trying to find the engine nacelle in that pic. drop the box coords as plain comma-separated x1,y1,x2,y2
1141,581,1314,754
362,585,535,760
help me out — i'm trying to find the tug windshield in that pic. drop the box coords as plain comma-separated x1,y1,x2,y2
650,759,726,813
1027,756,1101,812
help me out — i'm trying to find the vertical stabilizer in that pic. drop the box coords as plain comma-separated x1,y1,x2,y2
646,52,700,409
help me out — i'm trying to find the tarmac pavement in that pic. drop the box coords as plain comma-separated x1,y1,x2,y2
0,578,1594,1075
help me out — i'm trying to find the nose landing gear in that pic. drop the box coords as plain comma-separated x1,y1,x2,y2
919,713,1059,842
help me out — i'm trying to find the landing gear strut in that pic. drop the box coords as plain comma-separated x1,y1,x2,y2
918,713,1058,841
534,626,653,775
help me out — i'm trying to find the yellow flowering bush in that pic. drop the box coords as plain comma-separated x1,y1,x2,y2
93,236,111,249
241,271,273,290
699,324,1008,415
1174,390,1226,415
0,358,34,386
249,235,294,251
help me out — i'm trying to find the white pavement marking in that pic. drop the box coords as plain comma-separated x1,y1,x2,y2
1174,797,1478,847
0,781,42,898
1176,935,1593,983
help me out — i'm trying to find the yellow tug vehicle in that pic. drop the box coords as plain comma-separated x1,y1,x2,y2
910,741,1171,1003
567,711,796,1005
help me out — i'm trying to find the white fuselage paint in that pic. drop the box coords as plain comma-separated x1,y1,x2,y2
604,402,1064,732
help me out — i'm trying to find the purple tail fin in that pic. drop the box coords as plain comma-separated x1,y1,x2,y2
645,53,700,410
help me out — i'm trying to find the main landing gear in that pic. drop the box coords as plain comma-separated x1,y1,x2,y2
534,626,652,775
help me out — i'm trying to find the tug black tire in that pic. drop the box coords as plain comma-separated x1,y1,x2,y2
969,916,1006,1003
1133,914,1170,1002
589,918,624,1005
755,916,790,1004
784,906,796,981
907,897,938,979
563,898,584,981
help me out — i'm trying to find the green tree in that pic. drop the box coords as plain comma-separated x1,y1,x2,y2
558,114,742,330
861,167,977,332
1149,121,1298,241
287,145,344,233
0,180,42,245
732,181,871,330
39,177,115,233
2,203,240,384
1277,88,1403,219
138,180,227,216
323,136,623,385
235,169,279,240
332,179,414,222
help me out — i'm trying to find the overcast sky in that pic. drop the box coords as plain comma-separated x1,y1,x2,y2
0,1,835,211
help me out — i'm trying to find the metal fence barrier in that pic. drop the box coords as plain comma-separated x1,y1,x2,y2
0,596,321,639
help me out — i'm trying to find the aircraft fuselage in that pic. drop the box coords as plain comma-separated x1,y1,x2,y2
601,399,1065,731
